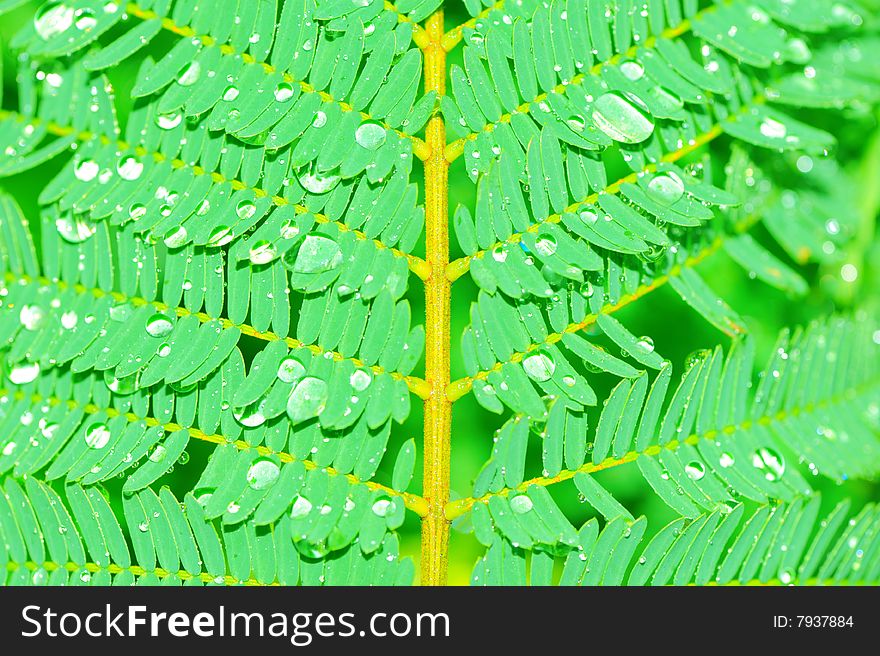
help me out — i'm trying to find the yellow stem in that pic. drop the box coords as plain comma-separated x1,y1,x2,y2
420,11,452,586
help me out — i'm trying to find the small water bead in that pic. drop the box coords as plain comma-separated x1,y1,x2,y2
8,362,40,384
534,233,558,257
248,240,278,265
752,447,785,481
233,402,266,428
274,82,295,102
591,91,655,144
759,117,787,139
74,158,100,181
109,303,132,322
277,357,306,383
280,219,300,239
371,499,392,517
635,335,655,354
156,112,182,130
522,351,556,382
246,459,281,490
19,305,46,331
647,172,685,204
290,234,343,273
196,199,211,216
684,461,706,481
491,245,508,262
116,155,144,180
312,110,328,128
45,72,64,88
176,61,201,86
234,201,255,221
125,203,146,222
157,343,172,357
145,313,174,338
565,115,586,132
207,225,234,247
222,85,240,101
355,122,387,150
297,167,340,194
350,369,372,391
148,444,167,463
580,281,595,298
579,208,599,225
290,496,313,518
34,2,74,40
103,370,137,395
719,452,735,468
74,8,97,30
620,59,645,81
510,495,534,514
2,442,17,456
61,310,78,330
162,225,188,249
84,422,111,449
286,376,329,423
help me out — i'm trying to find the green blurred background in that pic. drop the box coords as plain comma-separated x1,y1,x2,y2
2,1,878,584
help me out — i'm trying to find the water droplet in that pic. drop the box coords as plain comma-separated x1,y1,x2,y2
148,444,167,463
522,351,556,382
312,110,327,128
74,8,96,31
145,313,174,337
751,447,785,481
759,117,787,139
350,369,372,391
103,370,137,395
176,61,201,86
274,82,294,102
116,155,144,180
620,59,645,80
163,225,188,248
510,495,534,514
2,442,16,456
236,199,256,219
534,233,558,257
222,85,239,101
288,234,342,273
248,240,277,265
591,91,655,144
207,225,233,247
286,376,329,423
685,461,706,480
355,122,387,150
233,401,266,428
8,362,40,384
74,158,99,181
647,172,685,204
636,336,655,354
156,112,182,130
19,305,46,331
290,496,313,518
34,2,74,40
61,311,78,330
297,166,340,194
246,459,280,490
280,219,300,239
719,452,735,468
84,422,111,449
277,358,306,383
372,499,392,516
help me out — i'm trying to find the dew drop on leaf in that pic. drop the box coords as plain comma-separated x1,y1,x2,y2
534,233,558,256
290,495,313,518
246,459,280,490
116,155,144,180
684,461,706,480
236,199,256,219
145,313,174,338
176,61,201,86
288,234,343,273
74,8,96,31
84,422,111,449
8,362,40,384
591,91,655,144
156,112,182,130
19,305,46,331
34,2,74,40
752,447,785,481
286,376,329,423
350,369,372,391
207,225,234,247
277,357,306,383
510,495,534,514
759,117,787,139
355,122,387,150
297,166,340,194
274,82,294,102
523,351,556,382
163,225,188,248
74,158,99,181
620,59,645,80
372,499,392,516
647,172,685,204
248,240,277,265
